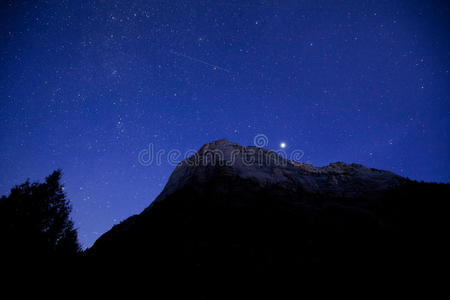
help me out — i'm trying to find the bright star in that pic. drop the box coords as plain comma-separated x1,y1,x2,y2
280,142,286,148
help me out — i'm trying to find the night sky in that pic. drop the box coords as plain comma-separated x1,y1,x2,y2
1,0,449,248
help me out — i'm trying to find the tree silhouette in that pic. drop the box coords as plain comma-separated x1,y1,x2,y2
0,170,80,259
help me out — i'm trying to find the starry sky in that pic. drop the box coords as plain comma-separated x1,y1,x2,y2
1,0,449,248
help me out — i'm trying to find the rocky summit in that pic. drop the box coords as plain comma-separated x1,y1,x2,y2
149,138,406,205
87,139,449,276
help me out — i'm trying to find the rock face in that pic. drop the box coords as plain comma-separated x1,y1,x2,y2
150,139,405,205
88,139,449,274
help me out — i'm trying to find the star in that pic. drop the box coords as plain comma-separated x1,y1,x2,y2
280,142,286,149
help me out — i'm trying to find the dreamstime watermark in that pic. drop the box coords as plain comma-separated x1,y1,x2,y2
138,134,304,167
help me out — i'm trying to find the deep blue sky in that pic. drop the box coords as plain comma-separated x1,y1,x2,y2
1,0,449,248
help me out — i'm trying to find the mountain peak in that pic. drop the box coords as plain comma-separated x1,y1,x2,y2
88,139,449,276
149,139,405,207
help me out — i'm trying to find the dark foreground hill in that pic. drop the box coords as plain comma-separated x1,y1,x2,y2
87,139,449,277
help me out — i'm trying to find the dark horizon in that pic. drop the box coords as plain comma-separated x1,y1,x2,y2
1,0,449,248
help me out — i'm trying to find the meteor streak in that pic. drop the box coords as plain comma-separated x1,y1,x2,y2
170,50,231,73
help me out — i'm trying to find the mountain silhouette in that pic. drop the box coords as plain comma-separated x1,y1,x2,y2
87,139,449,277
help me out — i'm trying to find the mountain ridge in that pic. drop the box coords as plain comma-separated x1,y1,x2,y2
87,139,449,276
145,138,406,209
